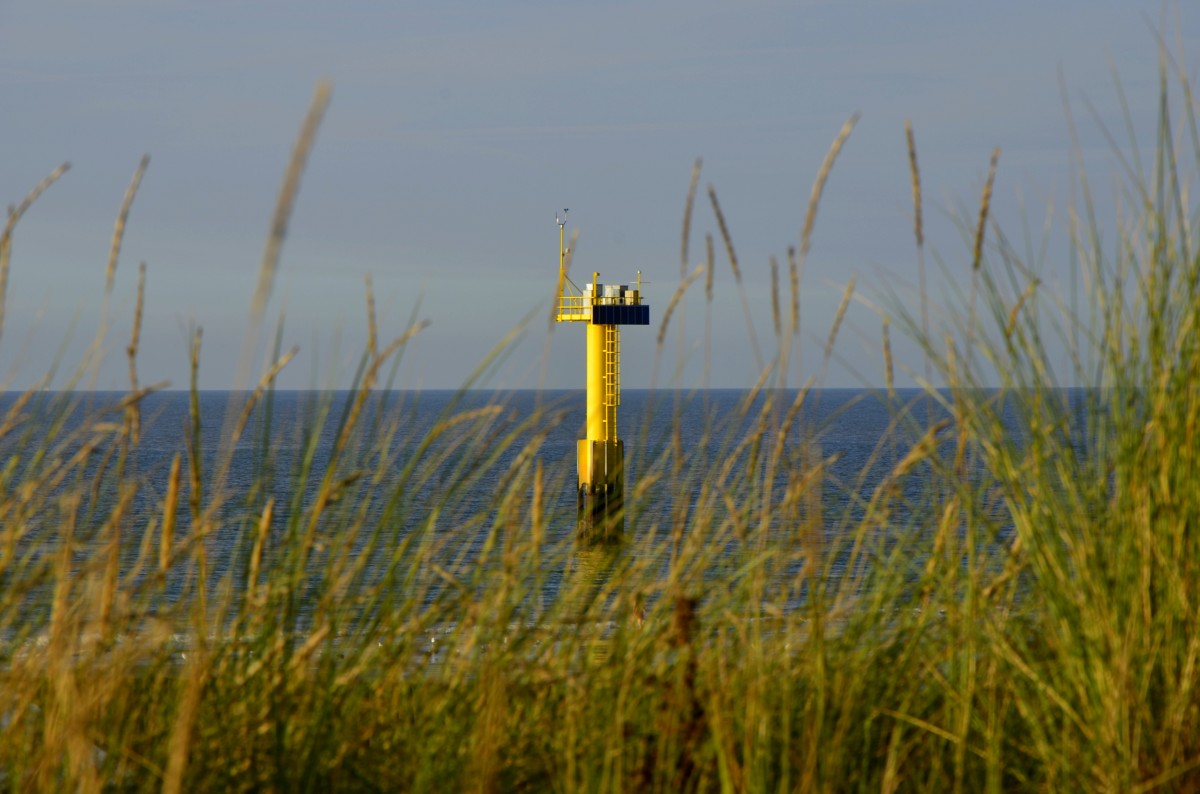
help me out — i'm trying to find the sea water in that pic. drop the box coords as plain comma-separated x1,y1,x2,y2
0,387,1094,633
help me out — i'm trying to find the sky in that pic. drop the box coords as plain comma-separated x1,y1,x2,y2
0,1,1195,391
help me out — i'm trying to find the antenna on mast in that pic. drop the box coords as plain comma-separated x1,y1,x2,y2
557,208,570,274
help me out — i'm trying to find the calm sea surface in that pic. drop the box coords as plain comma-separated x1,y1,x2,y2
0,388,1092,621
5,388,931,522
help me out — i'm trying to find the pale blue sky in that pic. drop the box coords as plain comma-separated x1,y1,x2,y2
1,1,1194,390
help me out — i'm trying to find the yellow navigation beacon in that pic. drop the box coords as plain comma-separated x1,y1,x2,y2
553,210,649,536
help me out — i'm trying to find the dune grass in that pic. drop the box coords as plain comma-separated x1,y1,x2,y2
2,56,1200,792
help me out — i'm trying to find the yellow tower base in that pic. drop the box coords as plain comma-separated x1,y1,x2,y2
578,438,624,539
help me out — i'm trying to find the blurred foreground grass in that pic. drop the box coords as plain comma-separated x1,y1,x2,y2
3,58,1200,792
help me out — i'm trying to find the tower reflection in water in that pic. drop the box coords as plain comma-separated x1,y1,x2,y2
563,527,634,667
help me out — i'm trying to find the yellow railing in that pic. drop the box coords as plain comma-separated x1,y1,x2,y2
555,294,591,322
555,290,642,322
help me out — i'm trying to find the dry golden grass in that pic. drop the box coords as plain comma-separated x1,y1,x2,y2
0,49,1199,793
